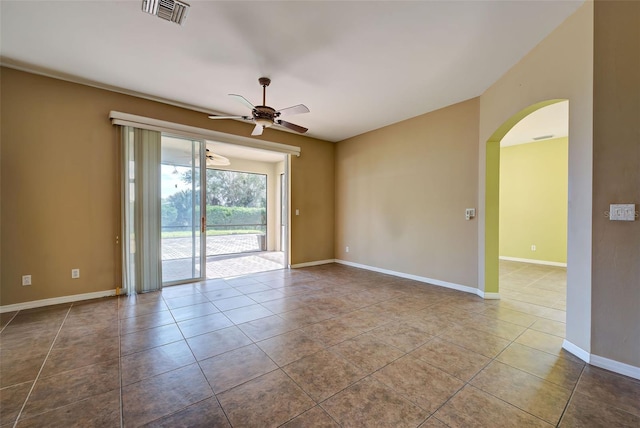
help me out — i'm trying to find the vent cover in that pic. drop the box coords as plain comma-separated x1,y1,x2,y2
532,134,555,141
142,0,190,25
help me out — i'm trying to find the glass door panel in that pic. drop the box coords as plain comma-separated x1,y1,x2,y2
160,135,205,284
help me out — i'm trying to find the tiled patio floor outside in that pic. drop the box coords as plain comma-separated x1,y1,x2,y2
162,234,266,261
162,234,284,282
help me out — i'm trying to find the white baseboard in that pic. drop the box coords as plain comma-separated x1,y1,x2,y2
499,256,567,267
334,259,496,299
477,291,501,300
591,354,640,381
0,289,117,313
562,339,590,363
562,339,640,381
290,259,336,268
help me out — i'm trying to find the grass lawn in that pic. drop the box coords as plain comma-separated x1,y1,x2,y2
161,229,264,238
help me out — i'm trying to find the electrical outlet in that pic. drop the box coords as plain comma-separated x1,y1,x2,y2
345,246,350,253
22,275,32,286
531,245,536,251
71,269,80,279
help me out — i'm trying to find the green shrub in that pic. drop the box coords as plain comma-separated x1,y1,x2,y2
206,205,266,226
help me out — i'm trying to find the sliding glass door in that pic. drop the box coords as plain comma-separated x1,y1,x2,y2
160,135,206,284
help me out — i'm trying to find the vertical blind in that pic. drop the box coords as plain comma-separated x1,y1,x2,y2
121,126,163,294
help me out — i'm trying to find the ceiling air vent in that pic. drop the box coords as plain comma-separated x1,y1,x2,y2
142,0,190,25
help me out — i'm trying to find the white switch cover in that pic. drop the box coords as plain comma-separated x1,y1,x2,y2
71,269,80,279
609,204,636,221
22,275,32,286
465,208,476,220
295,209,299,216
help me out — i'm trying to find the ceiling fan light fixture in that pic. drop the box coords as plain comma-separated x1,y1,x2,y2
255,118,273,128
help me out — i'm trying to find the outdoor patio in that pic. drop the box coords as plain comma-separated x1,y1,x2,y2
162,234,284,282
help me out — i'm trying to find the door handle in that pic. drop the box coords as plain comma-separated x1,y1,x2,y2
201,217,206,233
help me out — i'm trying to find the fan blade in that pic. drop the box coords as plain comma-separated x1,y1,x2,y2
277,120,308,134
229,94,255,110
206,153,231,166
251,123,264,136
276,104,309,117
208,115,250,120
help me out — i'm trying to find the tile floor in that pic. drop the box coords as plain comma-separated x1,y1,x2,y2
1,262,639,427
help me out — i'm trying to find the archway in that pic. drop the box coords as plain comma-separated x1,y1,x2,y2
484,99,567,295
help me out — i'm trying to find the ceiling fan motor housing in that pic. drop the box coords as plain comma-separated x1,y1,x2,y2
253,105,276,127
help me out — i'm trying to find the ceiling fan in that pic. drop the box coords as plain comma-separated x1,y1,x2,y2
205,148,230,166
208,77,309,136
170,146,230,168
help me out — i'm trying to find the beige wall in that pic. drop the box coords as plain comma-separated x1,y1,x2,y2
290,136,335,265
592,0,640,367
335,98,480,288
1,68,334,306
479,2,594,353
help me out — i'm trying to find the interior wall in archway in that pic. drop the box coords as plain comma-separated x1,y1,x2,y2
499,137,568,265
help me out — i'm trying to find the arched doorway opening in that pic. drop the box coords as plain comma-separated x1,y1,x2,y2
484,99,568,299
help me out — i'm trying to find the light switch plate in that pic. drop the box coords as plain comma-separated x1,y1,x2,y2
609,204,635,221
465,208,476,220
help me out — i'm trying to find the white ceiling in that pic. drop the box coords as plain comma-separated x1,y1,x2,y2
208,141,285,163
0,1,583,143
162,136,285,165
501,100,569,147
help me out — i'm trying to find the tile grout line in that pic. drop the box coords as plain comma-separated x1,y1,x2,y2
207,281,401,425
12,305,73,428
164,289,235,427
462,321,576,426
275,284,530,426
434,325,551,426
555,364,587,427
119,292,191,425
118,296,124,428
423,319,521,421
0,311,19,334
276,310,432,425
